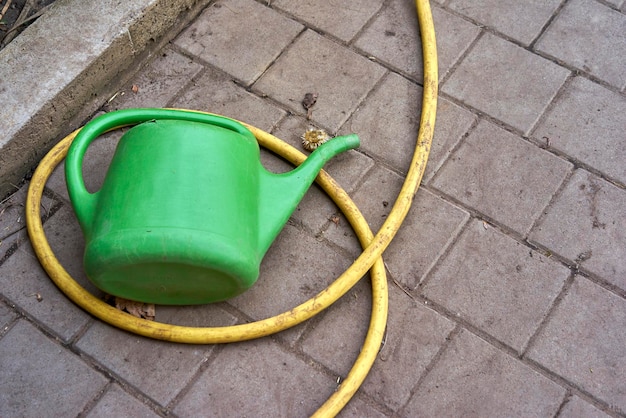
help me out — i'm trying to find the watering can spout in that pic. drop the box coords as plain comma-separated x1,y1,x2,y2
258,134,360,255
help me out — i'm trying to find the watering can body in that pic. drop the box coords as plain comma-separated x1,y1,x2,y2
65,109,359,305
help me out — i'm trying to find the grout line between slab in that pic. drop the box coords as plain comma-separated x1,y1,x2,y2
524,355,626,418
528,0,570,50
166,345,219,412
347,0,391,46
521,273,575,357
398,323,461,414
415,215,472,291
77,380,115,418
553,391,575,418
412,292,625,417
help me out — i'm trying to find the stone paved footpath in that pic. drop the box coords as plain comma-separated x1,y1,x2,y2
1,0,625,416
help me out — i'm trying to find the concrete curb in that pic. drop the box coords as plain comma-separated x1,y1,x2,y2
0,0,211,198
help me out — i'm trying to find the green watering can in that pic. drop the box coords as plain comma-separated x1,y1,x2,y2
65,108,359,305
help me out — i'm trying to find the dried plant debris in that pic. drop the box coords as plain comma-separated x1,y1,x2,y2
302,92,318,119
301,127,330,151
105,295,155,320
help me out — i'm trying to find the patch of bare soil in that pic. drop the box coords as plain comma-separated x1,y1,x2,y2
0,0,57,50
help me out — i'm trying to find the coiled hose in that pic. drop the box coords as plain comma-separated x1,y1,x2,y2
24,0,437,415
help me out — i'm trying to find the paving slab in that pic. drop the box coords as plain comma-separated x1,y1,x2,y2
446,0,561,46
442,33,570,133
303,282,455,413
535,0,626,90
271,0,384,42
254,29,386,131
422,219,571,352
604,0,625,9
529,169,626,291
228,224,352,344
300,279,371,378
0,302,17,330
431,119,573,235
0,183,56,258
383,187,469,289
86,384,160,418
0,206,96,342
173,338,335,417
0,320,108,417
362,287,455,412
336,397,388,418
174,0,304,85
322,164,403,256
339,71,476,179
527,277,626,415
354,2,480,81
107,47,205,111
75,320,218,407
532,76,626,186
559,395,612,418
172,66,286,132
402,328,565,417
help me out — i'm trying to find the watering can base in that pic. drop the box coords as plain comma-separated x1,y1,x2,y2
92,263,247,305
83,227,259,305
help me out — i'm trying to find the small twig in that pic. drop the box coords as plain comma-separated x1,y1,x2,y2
0,0,13,22
2,2,53,45
384,261,416,301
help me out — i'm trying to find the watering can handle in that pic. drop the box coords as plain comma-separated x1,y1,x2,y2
65,108,255,233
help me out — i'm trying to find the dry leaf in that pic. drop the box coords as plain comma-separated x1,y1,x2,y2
114,297,155,320
131,84,139,93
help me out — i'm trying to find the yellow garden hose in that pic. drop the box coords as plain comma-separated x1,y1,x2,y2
24,0,437,416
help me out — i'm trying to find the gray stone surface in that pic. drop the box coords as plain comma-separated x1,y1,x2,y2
533,76,626,186
174,0,303,85
442,33,570,133
254,29,386,131
0,302,16,329
422,219,570,352
272,0,384,42
402,329,565,417
535,0,626,89
301,279,371,377
447,0,561,46
383,188,469,289
0,0,210,198
76,321,214,406
340,72,476,179
355,2,480,80
432,119,573,234
340,72,423,174
0,183,56,257
109,48,204,110
172,66,286,132
362,287,456,411
229,224,351,343
87,384,160,418
528,277,626,415
173,339,335,417
529,169,626,291
0,320,108,417
322,164,403,256
559,395,612,418
604,0,625,9
0,206,95,342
